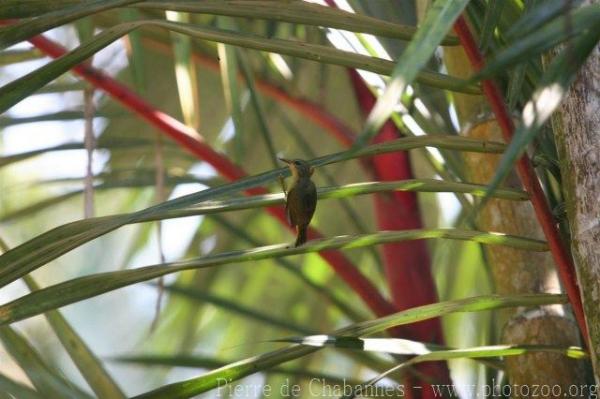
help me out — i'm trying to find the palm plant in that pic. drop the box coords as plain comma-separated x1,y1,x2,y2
0,0,598,398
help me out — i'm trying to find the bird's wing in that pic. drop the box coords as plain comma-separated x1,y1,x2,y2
304,182,317,222
285,199,291,226
286,186,298,226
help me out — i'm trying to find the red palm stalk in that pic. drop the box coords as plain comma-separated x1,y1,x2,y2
347,70,450,399
319,1,450,395
348,70,441,341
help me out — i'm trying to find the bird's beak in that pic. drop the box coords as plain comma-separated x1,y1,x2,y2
278,157,292,164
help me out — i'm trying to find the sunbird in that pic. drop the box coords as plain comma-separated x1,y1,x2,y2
279,158,317,247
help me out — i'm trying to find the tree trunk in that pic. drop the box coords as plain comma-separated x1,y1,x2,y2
445,44,585,394
552,2,600,380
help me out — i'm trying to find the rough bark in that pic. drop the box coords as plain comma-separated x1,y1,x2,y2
466,119,585,397
445,45,585,393
504,311,585,394
466,120,560,303
552,7,600,380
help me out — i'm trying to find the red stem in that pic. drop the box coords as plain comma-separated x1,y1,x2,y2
348,70,440,335
453,16,588,339
319,2,449,395
26,33,398,320
348,69,450,399
319,2,441,337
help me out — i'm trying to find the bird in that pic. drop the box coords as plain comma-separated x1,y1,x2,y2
279,158,317,247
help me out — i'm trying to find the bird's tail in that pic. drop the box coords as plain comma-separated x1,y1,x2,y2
295,225,307,247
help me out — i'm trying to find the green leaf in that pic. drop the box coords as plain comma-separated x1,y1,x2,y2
0,49,43,65
476,4,600,79
0,0,144,51
128,179,527,223
164,284,314,335
0,139,155,168
119,8,147,93
41,169,208,187
33,81,87,94
216,17,244,162
209,215,368,323
0,170,206,223
0,20,479,113
277,335,585,367
0,238,125,399
346,293,566,336
0,0,82,18
506,0,582,40
133,346,316,399
345,343,586,398
275,335,444,355
113,354,360,386
4,173,521,251
507,62,528,110
137,0,459,45
132,293,566,398
74,14,94,45
0,22,134,113
237,48,279,168
0,228,125,399
479,0,505,53
0,110,124,127
0,228,547,326
479,28,600,206
408,343,586,361
0,192,84,222
22,276,126,399
0,135,506,288
356,0,470,146
0,326,93,398
129,180,526,223
167,10,200,129
0,373,45,399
